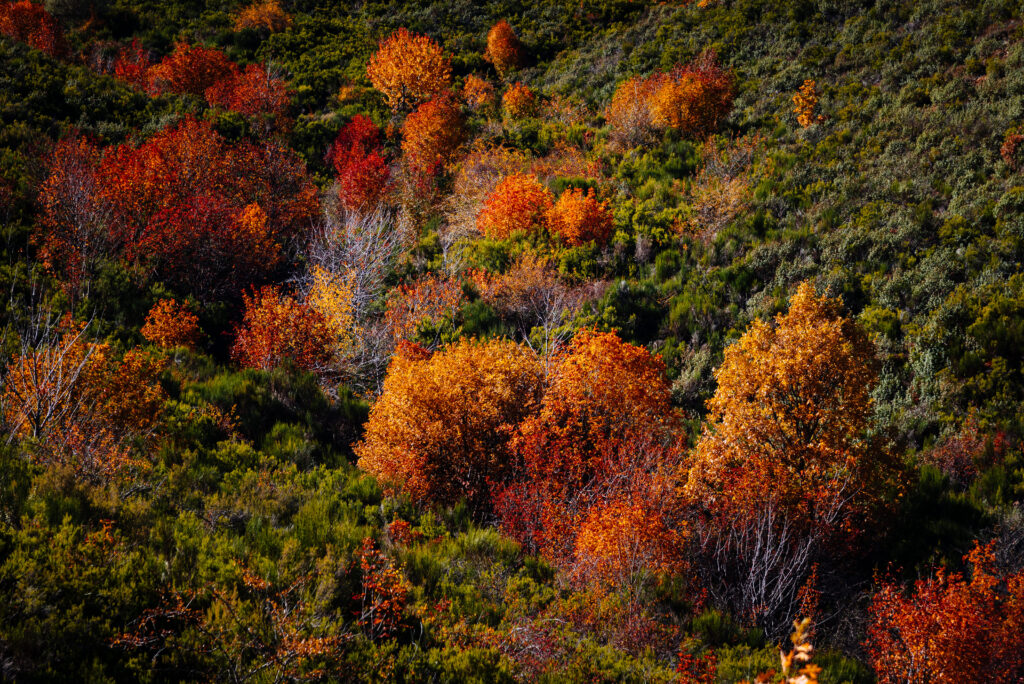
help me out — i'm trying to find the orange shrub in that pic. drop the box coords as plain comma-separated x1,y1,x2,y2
400,94,463,172
231,286,334,372
204,63,290,123
147,42,235,96
462,74,495,110
383,274,464,344
0,0,67,58
141,298,201,349
112,39,151,90
484,19,523,75
502,82,538,119
573,498,687,587
234,0,292,32
355,338,543,510
546,187,614,246
475,173,552,239
793,79,824,127
866,542,1024,683
366,28,452,110
608,51,734,143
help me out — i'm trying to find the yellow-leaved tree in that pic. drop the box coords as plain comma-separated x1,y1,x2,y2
355,338,544,511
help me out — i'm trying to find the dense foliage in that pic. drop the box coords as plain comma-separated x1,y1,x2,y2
2,0,1024,680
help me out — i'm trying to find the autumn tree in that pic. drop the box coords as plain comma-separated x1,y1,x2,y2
231,286,335,373
356,537,410,641
355,338,544,511
38,117,317,300
365,28,452,110
685,282,903,633
204,63,290,128
866,542,1024,683
141,299,201,350
147,42,235,96
573,497,687,590
234,0,291,32
546,187,614,246
484,19,523,76
3,314,165,481
608,51,734,143
476,173,553,239
606,75,660,147
793,79,824,127
649,51,734,137
502,82,538,120
327,115,391,211
0,0,68,58
514,330,676,499
400,94,463,173
495,331,682,578
112,39,151,90
35,135,110,293
462,75,495,111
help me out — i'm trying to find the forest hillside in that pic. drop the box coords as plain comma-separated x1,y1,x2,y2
2,0,1024,681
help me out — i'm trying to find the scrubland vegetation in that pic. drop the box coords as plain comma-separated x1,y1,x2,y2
2,0,1024,681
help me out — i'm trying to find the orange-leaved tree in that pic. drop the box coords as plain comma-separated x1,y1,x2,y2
573,496,688,590
3,316,166,481
0,0,67,57
234,0,292,32
400,94,463,174
497,331,682,573
866,542,1024,684
462,74,496,111
793,79,824,127
365,28,452,111
685,282,903,633
475,173,552,239
147,42,235,96
685,281,895,528
484,19,523,76
608,51,734,143
502,82,538,120
141,299,201,350
355,338,544,512
546,187,614,247
231,286,335,373
514,329,676,499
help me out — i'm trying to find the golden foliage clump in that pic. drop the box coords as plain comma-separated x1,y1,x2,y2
355,338,544,510
793,79,824,127
686,282,899,532
366,28,452,110
462,74,495,110
234,0,292,32
304,265,356,358
484,19,523,76
606,75,661,146
141,298,201,350
400,95,464,172
546,187,614,246
3,318,166,480
573,498,687,588
502,82,538,120
476,173,553,239
608,51,734,144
